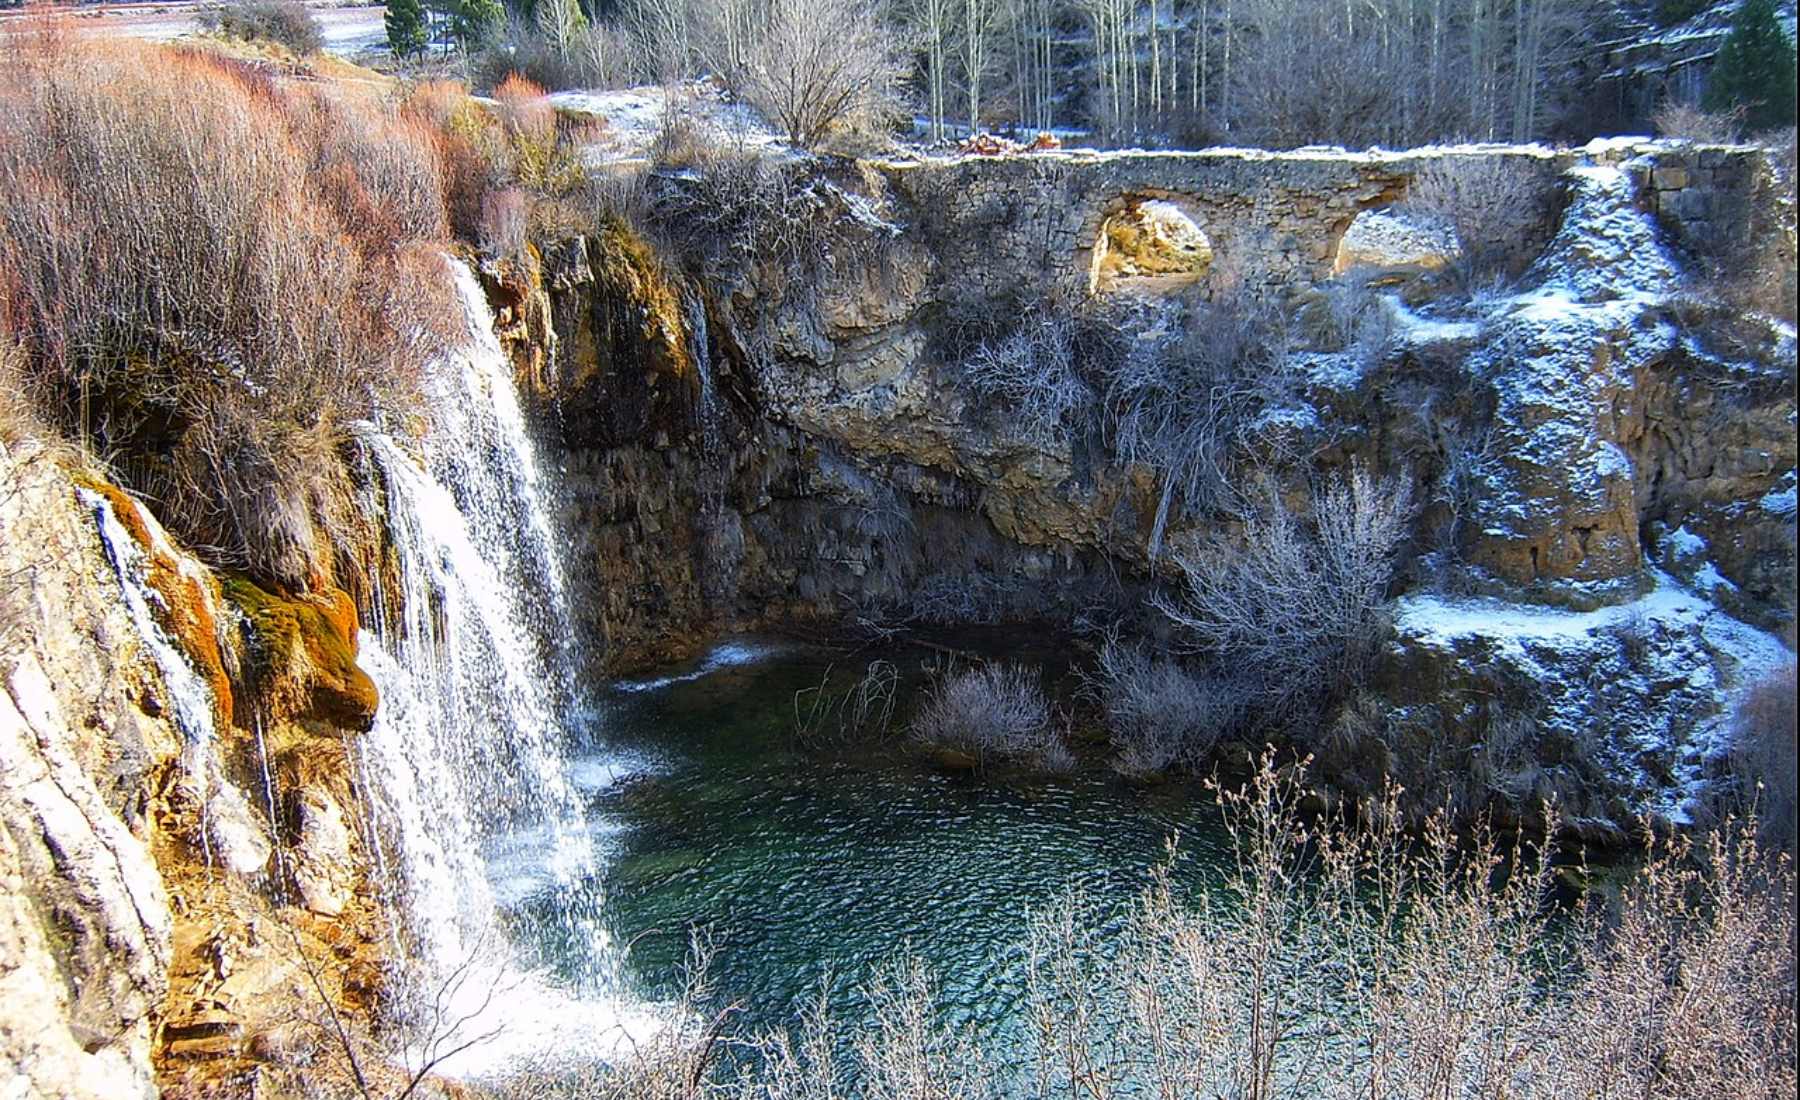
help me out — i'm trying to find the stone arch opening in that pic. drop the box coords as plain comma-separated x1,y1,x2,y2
1088,198,1213,294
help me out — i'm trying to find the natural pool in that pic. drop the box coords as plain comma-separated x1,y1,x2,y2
489,635,1237,1062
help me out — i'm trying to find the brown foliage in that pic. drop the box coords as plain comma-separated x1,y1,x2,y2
0,36,460,589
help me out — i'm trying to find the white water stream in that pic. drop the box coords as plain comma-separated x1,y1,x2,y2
349,260,655,1076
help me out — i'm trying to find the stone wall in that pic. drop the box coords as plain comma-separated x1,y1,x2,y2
866,141,1767,302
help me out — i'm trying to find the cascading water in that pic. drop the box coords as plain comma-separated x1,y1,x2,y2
350,259,653,1075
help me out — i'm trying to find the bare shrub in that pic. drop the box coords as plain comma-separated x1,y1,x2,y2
1473,706,1543,801
650,93,725,170
466,760,1795,1100
1086,635,1249,777
0,37,457,589
650,153,833,276
1653,101,1746,143
1155,465,1413,709
911,662,1072,772
1098,294,1293,557
1551,823,1797,1100
479,187,530,256
1291,274,1397,363
727,0,904,149
198,0,324,55
1732,663,1798,851
1402,157,1545,286
959,307,1094,446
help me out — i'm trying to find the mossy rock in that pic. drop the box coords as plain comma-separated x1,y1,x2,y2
591,216,692,382
224,578,377,732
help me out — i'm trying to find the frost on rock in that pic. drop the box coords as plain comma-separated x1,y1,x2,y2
1761,469,1798,519
1460,166,1684,601
1390,572,1790,828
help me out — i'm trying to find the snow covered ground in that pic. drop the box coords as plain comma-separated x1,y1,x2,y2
547,83,786,167
0,3,389,53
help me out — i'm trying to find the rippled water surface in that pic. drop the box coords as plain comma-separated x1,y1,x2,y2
494,635,1236,1057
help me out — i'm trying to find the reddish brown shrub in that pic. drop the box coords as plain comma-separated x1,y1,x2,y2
479,188,531,257
493,73,556,145
0,37,460,588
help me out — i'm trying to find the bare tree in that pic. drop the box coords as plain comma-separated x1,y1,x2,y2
733,0,904,147
906,0,957,141
959,0,1010,133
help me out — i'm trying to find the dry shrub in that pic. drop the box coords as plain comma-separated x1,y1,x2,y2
959,306,1094,447
1732,663,1798,851
911,662,1073,772
401,80,504,240
471,758,1796,1100
1402,157,1546,287
1653,101,1746,143
1156,465,1413,714
1097,292,1293,556
1291,274,1396,362
1087,636,1249,777
0,36,458,589
493,73,556,144
479,187,531,257
198,0,324,55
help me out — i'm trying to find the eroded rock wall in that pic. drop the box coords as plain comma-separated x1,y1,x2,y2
1,440,395,1099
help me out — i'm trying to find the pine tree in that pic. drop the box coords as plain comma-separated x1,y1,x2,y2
386,0,432,60
1703,0,1798,131
450,0,505,50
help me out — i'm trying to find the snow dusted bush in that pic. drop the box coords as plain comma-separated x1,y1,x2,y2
1291,273,1397,364
1156,465,1413,710
1088,636,1250,777
911,662,1073,772
1098,293,1294,557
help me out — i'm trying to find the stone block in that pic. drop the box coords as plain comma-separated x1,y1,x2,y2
1651,166,1689,190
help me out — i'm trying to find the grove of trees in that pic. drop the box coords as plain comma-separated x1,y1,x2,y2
416,0,1800,149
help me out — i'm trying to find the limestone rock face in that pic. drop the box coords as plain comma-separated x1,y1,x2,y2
224,579,378,732
1,444,181,1100
504,144,1790,678
1375,579,1791,842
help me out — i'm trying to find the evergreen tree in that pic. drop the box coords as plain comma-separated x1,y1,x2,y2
386,0,432,60
1703,0,1798,131
450,0,506,50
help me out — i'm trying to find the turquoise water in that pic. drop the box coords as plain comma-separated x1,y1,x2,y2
494,635,1236,1056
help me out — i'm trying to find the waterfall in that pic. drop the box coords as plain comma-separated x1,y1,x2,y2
350,259,651,1076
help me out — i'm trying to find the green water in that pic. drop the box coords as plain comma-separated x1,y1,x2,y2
499,635,1236,1057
